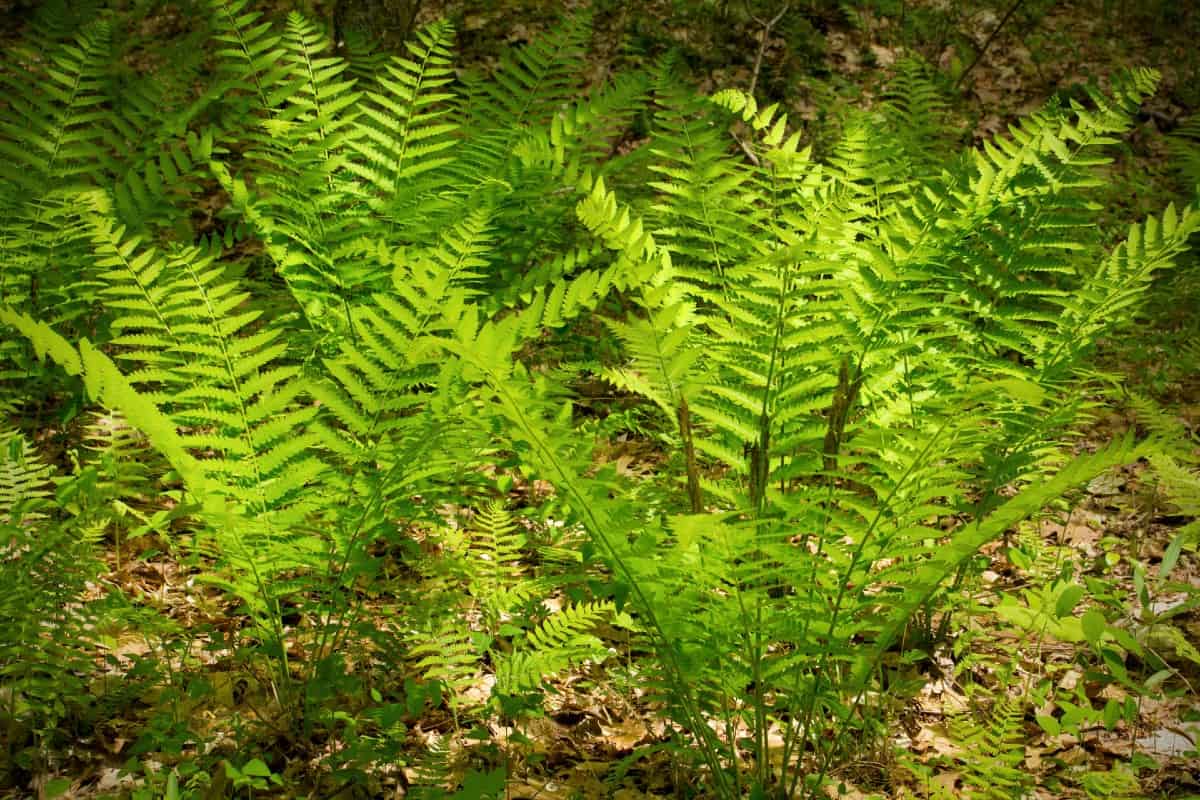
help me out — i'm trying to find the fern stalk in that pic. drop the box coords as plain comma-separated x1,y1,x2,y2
453,351,737,795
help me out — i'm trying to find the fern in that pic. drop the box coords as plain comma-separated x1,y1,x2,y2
2,269,330,697
410,620,482,712
503,65,1191,794
459,13,591,142
495,600,613,694
208,0,289,115
347,19,459,214
0,428,54,529
946,688,1032,800
464,502,532,615
0,22,115,328
109,130,216,238
1127,392,1200,550
1080,764,1141,800
14,0,106,53
881,58,955,170
1168,112,1200,192
0,9,1194,794
650,65,760,299
0,429,103,780
68,410,166,562
211,12,371,337
407,734,452,800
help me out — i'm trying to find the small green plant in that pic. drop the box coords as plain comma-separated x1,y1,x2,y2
224,758,282,796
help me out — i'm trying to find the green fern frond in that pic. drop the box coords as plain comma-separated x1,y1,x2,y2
575,174,672,278
411,620,482,708
1147,453,1200,546
461,12,591,136
498,241,606,307
109,130,215,237
310,217,486,447
1046,201,1200,376
947,688,1032,800
17,0,106,52
602,302,704,417
0,22,116,192
854,434,1143,689
495,600,612,693
508,255,644,339
208,13,375,335
1125,391,1198,457
648,78,759,297
87,213,196,378
0,427,102,745
516,72,649,187
79,410,158,511
407,735,452,800
347,19,459,210
881,58,954,169
1168,113,1200,192
466,502,527,605
1080,764,1141,800
2,271,330,644
337,27,391,88
0,428,54,528
208,0,289,113
0,22,116,328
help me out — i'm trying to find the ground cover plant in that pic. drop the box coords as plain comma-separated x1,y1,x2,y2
1,1,1198,798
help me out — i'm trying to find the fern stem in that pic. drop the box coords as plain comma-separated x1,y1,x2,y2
788,415,954,799
676,397,704,513
482,370,736,796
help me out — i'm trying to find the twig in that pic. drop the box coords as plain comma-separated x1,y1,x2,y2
732,129,760,166
954,0,1027,90
748,3,789,98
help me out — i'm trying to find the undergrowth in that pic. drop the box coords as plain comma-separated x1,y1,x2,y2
0,2,1197,798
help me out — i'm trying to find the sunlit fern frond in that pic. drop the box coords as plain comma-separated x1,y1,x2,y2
410,618,482,710
495,600,612,693
0,22,116,330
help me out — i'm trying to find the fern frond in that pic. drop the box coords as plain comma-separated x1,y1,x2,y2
411,620,482,708
516,72,650,188
0,22,116,192
648,77,759,297
346,19,459,211
495,600,612,693
109,130,215,237
602,302,704,417
461,12,591,136
1167,113,1200,191
208,13,375,335
0,427,102,744
407,735,453,800
466,502,527,606
0,22,116,327
1035,202,1198,382
881,58,954,169
208,0,289,113
0,427,54,528
17,0,106,53
947,689,1032,800
310,220,485,447
854,434,1143,689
